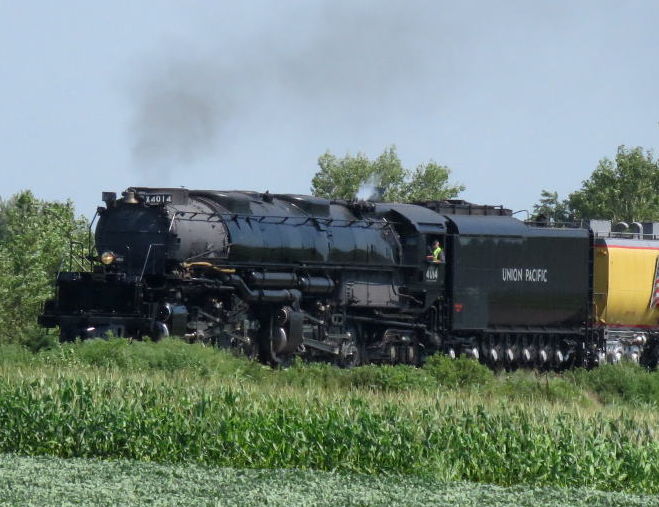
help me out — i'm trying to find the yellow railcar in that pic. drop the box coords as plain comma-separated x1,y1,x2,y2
593,237,659,361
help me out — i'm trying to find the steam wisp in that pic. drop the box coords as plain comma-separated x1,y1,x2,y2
356,175,384,201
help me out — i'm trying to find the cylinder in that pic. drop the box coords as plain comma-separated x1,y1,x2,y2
248,271,298,288
298,276,335,294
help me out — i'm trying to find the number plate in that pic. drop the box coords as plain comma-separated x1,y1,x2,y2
425,265,439,281
143,193,172,205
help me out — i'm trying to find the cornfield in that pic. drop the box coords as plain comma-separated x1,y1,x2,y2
0,361,656,493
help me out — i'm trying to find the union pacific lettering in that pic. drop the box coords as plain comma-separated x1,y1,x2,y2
502,268,548,283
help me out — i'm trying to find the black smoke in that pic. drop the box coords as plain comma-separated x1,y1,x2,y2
128,1,447,177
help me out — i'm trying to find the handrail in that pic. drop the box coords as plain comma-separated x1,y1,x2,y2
87,211,98,270
170,210,390,227
68,240,87,271
139,243,165,281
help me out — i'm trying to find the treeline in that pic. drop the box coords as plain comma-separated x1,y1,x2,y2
313,144,659,224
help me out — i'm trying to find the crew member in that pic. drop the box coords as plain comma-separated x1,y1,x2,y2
432,240,443,263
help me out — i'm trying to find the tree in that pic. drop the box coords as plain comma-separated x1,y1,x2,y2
0,195,18,243
568,146,659,222
0,191,88,343
531,146,659,223
531,190,571,223
310,146,464,202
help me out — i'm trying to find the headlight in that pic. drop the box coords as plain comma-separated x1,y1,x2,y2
100,251,116,265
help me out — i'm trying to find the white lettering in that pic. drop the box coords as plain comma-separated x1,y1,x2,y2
502,268,524,281
502,267,548,283
145,194,173,205
425,265,439,281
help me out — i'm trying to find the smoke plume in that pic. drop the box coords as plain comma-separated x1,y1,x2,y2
128,1,445,177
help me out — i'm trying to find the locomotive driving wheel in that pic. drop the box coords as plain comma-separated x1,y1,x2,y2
258,315,295,367
260,327,295,367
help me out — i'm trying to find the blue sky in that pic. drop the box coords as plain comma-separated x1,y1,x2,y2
1,1,658,219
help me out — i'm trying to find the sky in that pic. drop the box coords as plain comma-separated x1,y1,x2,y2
1,0,658,219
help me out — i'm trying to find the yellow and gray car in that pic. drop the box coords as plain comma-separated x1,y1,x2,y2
592,220,659,366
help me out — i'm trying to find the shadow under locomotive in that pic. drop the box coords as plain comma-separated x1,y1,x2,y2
39,187,659,369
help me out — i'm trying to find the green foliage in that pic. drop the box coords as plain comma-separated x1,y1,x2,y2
421,357,590,405
310,146,464,202
0,191,88,343
275,360,351,390
0,194,18,243
531,189,572,223
0,343,34,365
18,328,59,353
566,362,659,405
1,455,657,506
488,371,593,406
403,161,465,201
5,339,659,407
346,364,435,392
532,146,659,223
0,342,657,493
34,338,266,379
568,146,659,222
423,354,493,387
0,367,656,493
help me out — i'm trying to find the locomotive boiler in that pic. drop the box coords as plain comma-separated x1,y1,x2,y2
38,187,658,369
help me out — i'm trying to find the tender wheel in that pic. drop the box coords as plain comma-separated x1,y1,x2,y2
640,337,659,370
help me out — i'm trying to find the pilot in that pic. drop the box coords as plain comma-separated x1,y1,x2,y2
431,240,444,263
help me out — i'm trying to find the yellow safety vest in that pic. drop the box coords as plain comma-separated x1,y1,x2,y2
433,246,443,261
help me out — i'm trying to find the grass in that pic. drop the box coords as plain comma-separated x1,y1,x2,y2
0,454,657,506
0,338,656,494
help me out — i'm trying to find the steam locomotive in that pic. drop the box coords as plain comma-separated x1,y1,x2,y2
39,187,659,368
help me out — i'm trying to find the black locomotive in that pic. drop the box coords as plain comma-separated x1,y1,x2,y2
40,187,599,368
